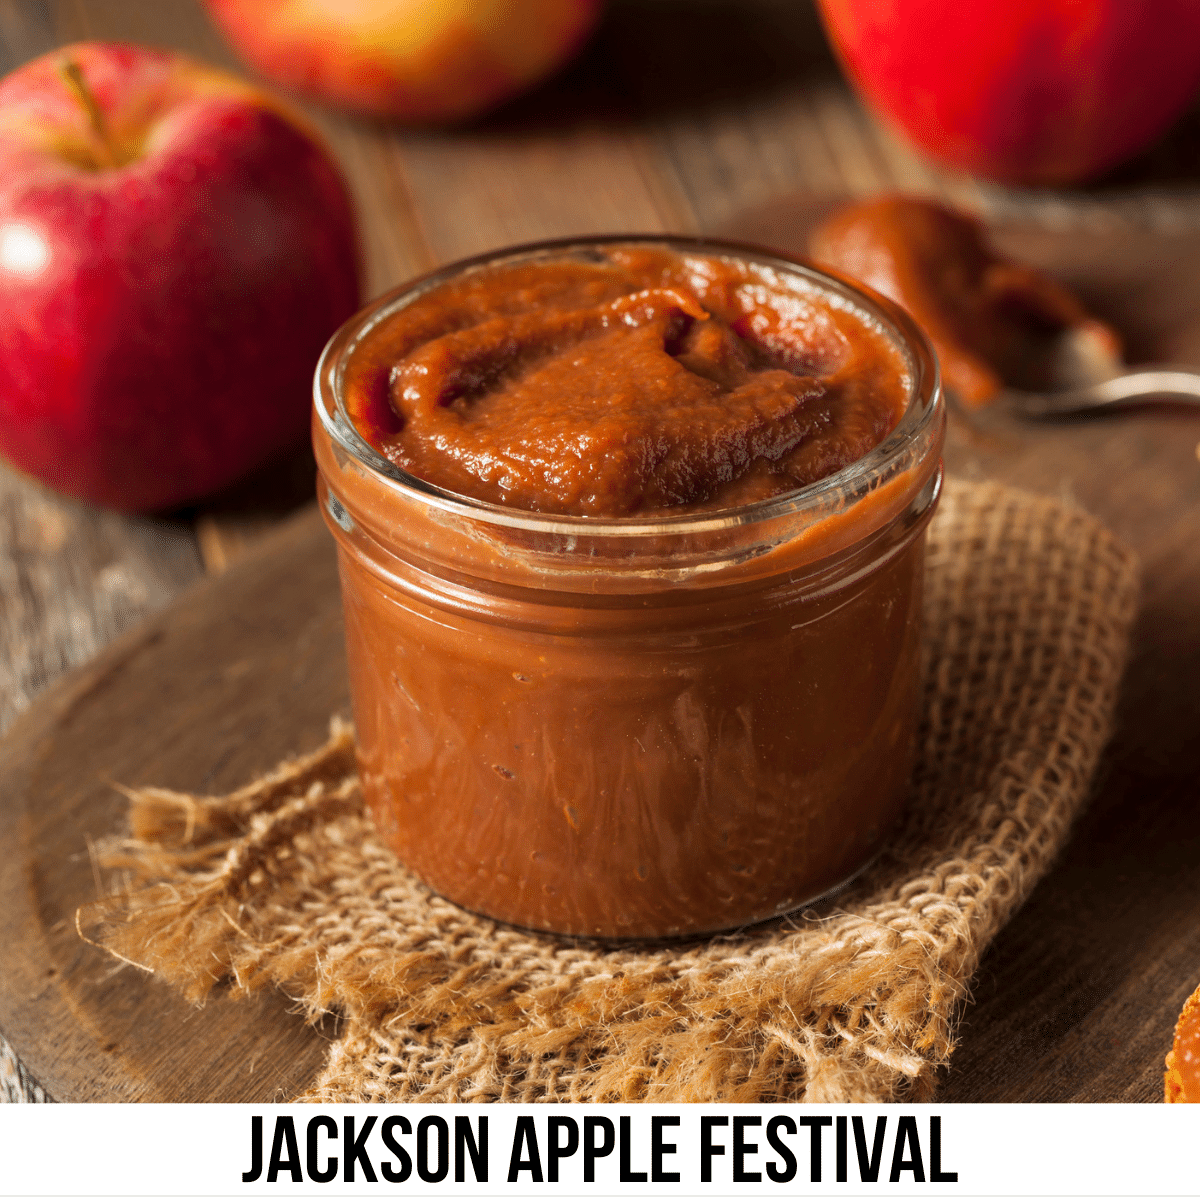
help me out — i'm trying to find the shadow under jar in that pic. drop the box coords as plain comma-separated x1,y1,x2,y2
313,236,945,939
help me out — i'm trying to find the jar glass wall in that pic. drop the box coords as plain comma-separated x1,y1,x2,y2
313,236,945,939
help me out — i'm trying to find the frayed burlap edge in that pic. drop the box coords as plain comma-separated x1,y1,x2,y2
80,478,1139,1103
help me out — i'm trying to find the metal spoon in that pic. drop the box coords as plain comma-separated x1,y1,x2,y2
1004,364,1200,418
999,326,1200,418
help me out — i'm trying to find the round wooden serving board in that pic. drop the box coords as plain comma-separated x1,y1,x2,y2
3,207,1200,1101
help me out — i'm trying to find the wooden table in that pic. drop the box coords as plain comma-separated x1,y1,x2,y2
3,0,1200,1104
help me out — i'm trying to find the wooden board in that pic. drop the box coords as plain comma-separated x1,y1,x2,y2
6,209,1200,1103
0,511,344,1102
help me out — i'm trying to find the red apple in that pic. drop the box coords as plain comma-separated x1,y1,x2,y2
0,42,360,511
202,0,604,124
817,0,1200,185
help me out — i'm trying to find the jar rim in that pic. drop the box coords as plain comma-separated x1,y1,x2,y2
313,233,943,537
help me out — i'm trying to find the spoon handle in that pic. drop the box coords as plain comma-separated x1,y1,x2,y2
1009,365,1200,418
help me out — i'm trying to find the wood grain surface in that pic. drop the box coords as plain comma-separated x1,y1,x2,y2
3,0,1200,1102
0,509,343,1102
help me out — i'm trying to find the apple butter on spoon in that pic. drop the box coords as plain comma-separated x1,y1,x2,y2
810,196,1124,408
811,195,1200,418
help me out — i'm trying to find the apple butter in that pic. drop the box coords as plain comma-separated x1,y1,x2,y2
1167,985,1200,1102
313,237,945,938
1174,1005,1200,1102
343,244,909,515
810,196,1121,408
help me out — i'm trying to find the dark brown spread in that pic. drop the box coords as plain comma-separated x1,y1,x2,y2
810,196,1121,409
344,245,908,515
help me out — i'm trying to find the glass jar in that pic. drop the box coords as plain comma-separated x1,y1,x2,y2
313,236,944,939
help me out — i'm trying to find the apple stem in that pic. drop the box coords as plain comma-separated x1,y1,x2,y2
58,59,119,169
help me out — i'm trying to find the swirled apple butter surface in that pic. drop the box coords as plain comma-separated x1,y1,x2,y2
343,245,909,515
316,240,943,938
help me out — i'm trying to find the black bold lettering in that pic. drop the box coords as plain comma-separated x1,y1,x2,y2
836,1115,847,1182
508,1115,544,1183
733,1115,762,1183
242,1115,263,1183
418,1116,449,1183
852,1115,887,1183
583,1117,614,1183
267,1116,303,1184
306,1115,338,1183
619,1115,647,1183
765,1115,797,1183
381,1116,412,1183
547,1116,578,1183
343,1115,377,1183
889,1115,925,1183
931,1116,957,1182
651,1116,680,1183
700,1116,728,1184
455,1116,488,1183
800,1115,832,1182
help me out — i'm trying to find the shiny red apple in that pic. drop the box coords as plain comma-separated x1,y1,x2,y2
0,42,360,511
817,0,1200,185
202,0,603,124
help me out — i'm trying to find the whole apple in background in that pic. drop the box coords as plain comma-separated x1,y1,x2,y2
202,0,604,124
0,42,360,512
817,0,1200,186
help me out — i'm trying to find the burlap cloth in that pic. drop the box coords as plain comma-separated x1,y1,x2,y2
83,477,1139,1103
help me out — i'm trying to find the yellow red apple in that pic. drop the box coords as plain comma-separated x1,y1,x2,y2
202,0,604,123
0,42,360,511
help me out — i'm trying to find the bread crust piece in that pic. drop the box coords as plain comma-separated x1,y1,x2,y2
1165,982,1200,1102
